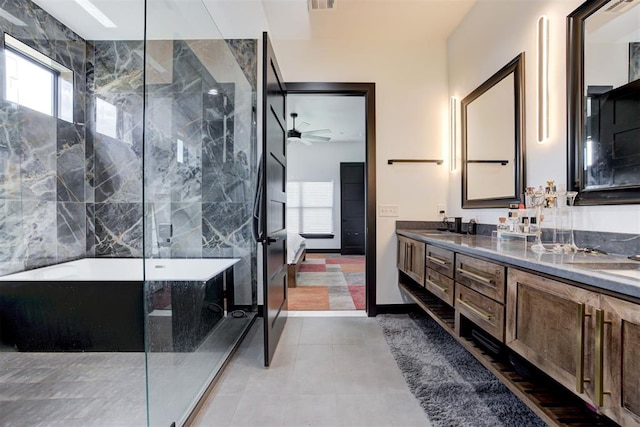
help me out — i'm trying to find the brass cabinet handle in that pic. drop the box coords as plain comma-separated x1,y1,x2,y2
427,255,448,266
594,309,612,407
426,278,448,293
576,304,592,393
404,243,409,272
457,267,496,287
457,297,493,321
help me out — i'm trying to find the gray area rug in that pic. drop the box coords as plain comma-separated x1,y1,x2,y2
377,313,546,427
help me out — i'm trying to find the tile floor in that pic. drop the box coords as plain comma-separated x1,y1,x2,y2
193,314,431,427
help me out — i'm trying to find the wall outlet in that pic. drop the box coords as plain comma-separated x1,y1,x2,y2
379,204,399,217
437,204,446,218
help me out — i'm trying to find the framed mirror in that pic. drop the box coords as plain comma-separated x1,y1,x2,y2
568,0,640,205
461,53,525,208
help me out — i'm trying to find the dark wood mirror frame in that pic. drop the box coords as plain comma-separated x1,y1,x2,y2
567,0,640,205
461,53,526,209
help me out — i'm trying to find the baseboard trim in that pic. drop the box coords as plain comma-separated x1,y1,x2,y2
375,304,419,315
305,248,341,254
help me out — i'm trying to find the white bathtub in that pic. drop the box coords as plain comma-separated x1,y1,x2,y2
0,258,240,282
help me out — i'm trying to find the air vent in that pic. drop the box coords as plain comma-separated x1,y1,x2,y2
308,0,336,11
604,0,639,13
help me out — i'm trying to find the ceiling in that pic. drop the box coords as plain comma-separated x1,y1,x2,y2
31,0,475,41
28,0,476,145
287,94,366,144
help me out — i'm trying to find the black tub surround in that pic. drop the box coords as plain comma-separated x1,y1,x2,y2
396,230,640,300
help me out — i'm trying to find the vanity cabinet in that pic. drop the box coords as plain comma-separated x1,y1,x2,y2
426,245,455,278
455,254,506,341
425,245,455,306
506,269,599,403
425,268,455,307
397,231,640,426
456,282,505,341
397,236,425,285
507,268,640,426
599,295,640,426
455,253,505,303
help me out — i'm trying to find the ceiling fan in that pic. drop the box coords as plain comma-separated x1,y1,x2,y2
287,113,332,145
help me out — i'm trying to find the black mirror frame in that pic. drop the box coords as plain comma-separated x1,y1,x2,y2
567,0,640,205
461,53,526,209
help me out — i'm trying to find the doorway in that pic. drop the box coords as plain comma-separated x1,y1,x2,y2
285,83,376,316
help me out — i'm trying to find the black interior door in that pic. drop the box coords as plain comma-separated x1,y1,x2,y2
597,80,640,188
261,32,287,367
340,162,365,255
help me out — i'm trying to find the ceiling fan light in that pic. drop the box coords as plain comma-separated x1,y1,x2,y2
287,128,302,139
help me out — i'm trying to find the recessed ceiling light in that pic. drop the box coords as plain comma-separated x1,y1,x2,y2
73,0,117,28
208,89,219,95
0,8,27,26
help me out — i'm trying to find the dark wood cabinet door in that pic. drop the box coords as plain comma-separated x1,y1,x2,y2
506,269,600,404
340,162,365,255
397,236,407,272
397,236,424,286
599,295,640,427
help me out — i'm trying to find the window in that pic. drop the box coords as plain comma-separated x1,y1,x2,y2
287,181,334,236
3,34,73,121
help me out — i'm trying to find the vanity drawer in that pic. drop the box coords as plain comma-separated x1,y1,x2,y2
456,283,505,342
455,254,505,303
425,268,455,307
426,245,455,279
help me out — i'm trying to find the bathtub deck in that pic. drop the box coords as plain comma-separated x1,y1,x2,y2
0,258,240,282
0,313,255,427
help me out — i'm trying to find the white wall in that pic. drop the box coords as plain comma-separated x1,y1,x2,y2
447,0,640,234
273,38,450,305
287,140,365,250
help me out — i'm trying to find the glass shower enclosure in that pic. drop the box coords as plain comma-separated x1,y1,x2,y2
143,0,258,425
0,0,257,424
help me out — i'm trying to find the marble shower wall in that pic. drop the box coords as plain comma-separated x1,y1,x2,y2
144,39,257,305
86,40,145,257
0,0,87,275
0,0,258,287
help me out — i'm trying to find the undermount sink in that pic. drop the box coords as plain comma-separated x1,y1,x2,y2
566,262,640,271
413,230,447,235
567,261,640,281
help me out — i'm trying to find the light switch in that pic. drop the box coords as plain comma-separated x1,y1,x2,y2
379,205,399,217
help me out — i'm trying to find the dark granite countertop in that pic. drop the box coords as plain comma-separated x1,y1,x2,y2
397,229,640,300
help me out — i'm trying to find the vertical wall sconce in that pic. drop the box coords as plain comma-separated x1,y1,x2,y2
537,15,549,144
449,96,457,172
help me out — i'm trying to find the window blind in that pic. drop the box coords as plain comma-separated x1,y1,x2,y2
287,181,334,234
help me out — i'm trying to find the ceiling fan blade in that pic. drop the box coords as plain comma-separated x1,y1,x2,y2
300,138,313,146
287,136,313,146
303,134,331,142
297,121,311,131
301,129,331,135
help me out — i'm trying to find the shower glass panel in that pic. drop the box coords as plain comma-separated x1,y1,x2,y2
143,0,258,425
0,0,148,425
